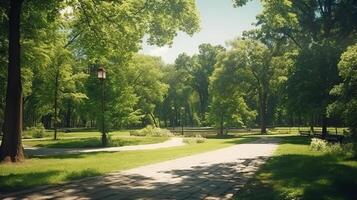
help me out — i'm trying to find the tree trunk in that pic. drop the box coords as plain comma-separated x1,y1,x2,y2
219,111,224,136
0,0,24,163
198,92,205,121
350,127,357,158
310,115,314,133
150,113,158,127
322,116,328,138
53,69,59,140
65,101,72,128
259,91,267,134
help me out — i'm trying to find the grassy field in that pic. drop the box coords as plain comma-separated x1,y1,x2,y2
22,130,169,148
235,135,357,200
0,136,255,192
23,130,131,139
23,136,168,148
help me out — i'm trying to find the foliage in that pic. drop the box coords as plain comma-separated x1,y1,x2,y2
130,125,173,137
183,134,206,144
210,38,282,133
129,55,168,126
25,123,46,139
328,43,357,156
328,43,357,129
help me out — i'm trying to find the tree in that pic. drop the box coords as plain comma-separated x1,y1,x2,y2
1,0,25,162
129,55,168,127
228,39,275,134
1,0,200,162
192,44,224,123
210,46,256,135
328,44,357,156
233,0,357,136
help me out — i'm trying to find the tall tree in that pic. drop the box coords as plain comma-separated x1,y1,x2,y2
234,0,357,136
192,44,224,123
1,0,200,162
0,0,24,162
210,45,256,135
211,39,277,134
328,44,357,156
129,55,168,127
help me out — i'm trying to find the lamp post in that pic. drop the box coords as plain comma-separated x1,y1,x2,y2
180,107,185,135
97,66,107,146
171,106,175,131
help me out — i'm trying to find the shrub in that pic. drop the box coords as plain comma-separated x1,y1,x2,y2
26,123,46,138
310,138,328,151
183,134,206,144
310,138,354,156
130,125,173,137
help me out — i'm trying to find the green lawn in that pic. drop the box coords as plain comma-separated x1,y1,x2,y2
0,136,254,192
24,130,131,139
235,135,357,200
23,136,168,148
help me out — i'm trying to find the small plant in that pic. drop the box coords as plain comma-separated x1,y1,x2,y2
310,138,353,156
130,125,173,137
310,138,328,151
26,123,46,138
183,134,206,144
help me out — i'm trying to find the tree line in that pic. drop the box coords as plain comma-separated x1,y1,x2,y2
0,0,356,162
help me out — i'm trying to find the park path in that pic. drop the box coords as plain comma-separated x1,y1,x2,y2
24,137,185,156
2,137,279,200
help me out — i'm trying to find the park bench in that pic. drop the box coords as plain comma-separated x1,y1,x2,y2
171,128,218,137
325,134,345,143
310,130,345,143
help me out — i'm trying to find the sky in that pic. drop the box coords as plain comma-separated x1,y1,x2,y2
140,0,262,64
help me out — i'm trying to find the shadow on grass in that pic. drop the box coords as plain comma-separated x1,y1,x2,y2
0,168,102,194
236,153,357,200
0,170,62,193
28,151,117,159
34,138,147,149
1,157,268,199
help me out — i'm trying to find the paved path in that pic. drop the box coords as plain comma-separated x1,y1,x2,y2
2,137,279,200
24,137,185,156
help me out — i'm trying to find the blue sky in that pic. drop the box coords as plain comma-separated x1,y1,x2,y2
140,0,262,64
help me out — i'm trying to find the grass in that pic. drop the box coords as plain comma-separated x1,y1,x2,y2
23,136,168,148
0,136,255,192
235,135,357,200
23,130,131,139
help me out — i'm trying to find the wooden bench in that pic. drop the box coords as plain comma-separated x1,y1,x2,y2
310,130,345,143
325,135,345,143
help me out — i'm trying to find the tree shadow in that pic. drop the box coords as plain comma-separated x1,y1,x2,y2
27,151,117,159
236,154,357,200
1,157,269,199
0,170,62,193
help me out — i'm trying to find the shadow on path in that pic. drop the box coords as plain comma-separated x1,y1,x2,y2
1,157,269,200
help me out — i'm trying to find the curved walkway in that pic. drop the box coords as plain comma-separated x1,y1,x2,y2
25,137,185,156
3,137,279,200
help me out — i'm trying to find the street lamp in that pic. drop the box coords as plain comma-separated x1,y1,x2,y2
180,107,185,135
97,66,107,146
171,106,175,131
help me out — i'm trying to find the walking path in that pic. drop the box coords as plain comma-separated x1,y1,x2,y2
24,137,185,156
2,137,279,200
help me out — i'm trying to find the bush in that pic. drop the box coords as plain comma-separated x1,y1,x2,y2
183,134,206,144
130,125,173,137
26,123,46,138
310,138,353,156
310,138,328,151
